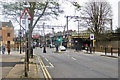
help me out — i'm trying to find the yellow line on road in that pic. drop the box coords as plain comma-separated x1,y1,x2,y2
37,55,52,80
38,57,48,80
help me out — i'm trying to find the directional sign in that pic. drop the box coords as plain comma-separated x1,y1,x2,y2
20,8,32,19
90,34,94,40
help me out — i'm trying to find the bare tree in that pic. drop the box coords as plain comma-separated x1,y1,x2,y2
81,1,112,40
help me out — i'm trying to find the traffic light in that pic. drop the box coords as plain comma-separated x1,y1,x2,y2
58,37,61,42
58,38,61,42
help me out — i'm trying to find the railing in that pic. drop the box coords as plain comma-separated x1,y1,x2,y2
86,47,120,56
105,47,120,56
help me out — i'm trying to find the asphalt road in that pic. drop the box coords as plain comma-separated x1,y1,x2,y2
34,47,118,78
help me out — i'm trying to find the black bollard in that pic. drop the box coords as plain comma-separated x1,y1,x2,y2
43,46,46,53
111,47,113,56
118,48,120,56
90,47,92,53
93,47,95,53
105,47,107,55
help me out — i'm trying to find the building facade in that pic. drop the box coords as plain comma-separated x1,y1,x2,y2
0,21,14,46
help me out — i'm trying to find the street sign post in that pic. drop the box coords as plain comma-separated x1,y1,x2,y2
90,34,94,53
21,8,32,77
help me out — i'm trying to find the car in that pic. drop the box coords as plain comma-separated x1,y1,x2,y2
59,46,66,51
50,44,55,48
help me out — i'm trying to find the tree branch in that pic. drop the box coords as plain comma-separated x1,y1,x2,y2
32,2,48,29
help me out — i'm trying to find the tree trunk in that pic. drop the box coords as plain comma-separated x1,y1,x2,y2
28,29,32,58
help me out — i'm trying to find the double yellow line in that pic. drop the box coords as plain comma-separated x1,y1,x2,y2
38,56,52,80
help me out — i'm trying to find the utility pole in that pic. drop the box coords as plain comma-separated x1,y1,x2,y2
43,23,45,45
20,2,22,54
66,16,68,48
52,28,54,45
110,19,112,33
65,16,79,48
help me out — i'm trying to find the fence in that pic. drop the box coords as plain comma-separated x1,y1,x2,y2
86,47,120,56
105,47,120,56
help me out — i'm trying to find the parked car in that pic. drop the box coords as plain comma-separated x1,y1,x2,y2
59,46,66,51
50,44,55,48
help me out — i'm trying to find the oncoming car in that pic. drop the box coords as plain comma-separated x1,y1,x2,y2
59,46,66,51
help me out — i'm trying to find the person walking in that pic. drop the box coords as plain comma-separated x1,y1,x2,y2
2,44,5,54
7,43,10,55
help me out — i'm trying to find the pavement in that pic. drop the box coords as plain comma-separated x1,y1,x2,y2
0,49,41,80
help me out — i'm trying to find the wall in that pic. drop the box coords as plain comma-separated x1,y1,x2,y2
96,41,120,48
2,27,14,45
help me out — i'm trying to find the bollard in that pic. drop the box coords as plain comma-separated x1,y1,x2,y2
111,47,113,56
118,48,120,56
105,47,107,55
43,46,46,53
90,47,92,53
93,47,95,53
87,47,88,53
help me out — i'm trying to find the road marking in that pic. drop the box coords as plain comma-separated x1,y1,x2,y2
37,55,52,80
72,57,76,60
45,58,49,62
49,62,54,68
38,57,48,80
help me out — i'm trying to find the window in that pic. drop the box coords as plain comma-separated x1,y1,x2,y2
7,33,10,37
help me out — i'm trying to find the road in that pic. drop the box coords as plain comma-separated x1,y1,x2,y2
34,47,118,78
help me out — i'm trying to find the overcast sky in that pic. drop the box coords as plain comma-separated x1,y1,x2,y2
0,0,119,35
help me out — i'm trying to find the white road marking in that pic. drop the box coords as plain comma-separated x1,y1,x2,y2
45,58,49,61
49,62,54,68
72,57,76,60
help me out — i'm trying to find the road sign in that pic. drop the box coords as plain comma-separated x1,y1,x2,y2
20,8,32,19
90,34,94,40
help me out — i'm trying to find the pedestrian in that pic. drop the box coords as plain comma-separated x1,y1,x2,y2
43,44,46,53
55,44,58,52
7,43,10,55
2,44,5,54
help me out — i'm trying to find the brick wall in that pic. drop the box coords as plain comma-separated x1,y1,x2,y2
2,27,14,45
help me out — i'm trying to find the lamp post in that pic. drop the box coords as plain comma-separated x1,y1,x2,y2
65,16,79,48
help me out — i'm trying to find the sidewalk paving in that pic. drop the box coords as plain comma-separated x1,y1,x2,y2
0,49,42,79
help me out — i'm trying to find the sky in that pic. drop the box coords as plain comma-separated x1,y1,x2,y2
0,0,119,35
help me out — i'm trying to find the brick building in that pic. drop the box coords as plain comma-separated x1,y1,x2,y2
0,20,14,46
